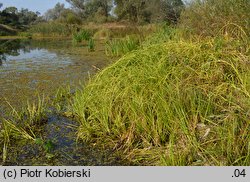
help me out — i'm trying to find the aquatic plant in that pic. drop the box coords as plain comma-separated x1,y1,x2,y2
6,95,48,126
0,95,48,163
88,38,95,52
105,35,141,57
70,30,250,165
53,86,73,113
35,138,55,153
72,29,93,45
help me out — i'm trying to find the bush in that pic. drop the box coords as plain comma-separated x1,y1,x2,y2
65,13,82,25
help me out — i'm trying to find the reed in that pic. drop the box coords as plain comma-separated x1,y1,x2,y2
29,22,76,37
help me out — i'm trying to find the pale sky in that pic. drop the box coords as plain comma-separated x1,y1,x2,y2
0,0,70,14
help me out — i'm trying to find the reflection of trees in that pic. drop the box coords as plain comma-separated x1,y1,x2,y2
0,39,31,65
0,39,72,66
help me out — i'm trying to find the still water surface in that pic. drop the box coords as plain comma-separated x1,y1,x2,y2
0,39,121,165
0,39,108,113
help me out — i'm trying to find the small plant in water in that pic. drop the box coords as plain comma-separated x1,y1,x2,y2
0,95,48,163
34,138,56,159
72,29,92,45
44,140,55,153
105,35,141,56
88,38,95,52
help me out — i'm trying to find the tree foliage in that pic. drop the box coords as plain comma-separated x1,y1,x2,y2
64,0,184,24
0,0,185,28
44,3,82,24
114,0,184,24
0,4,40,28
66,0,86,17
44,3,66,21
65,0,112,22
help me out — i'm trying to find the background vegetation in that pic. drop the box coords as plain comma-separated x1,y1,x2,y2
180,0,250,37
0,0,185,36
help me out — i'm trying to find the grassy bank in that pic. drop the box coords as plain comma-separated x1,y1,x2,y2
68,26,250,165
1,0,250,166
66,0,250,165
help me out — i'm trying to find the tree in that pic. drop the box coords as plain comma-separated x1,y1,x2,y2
3,6,18,14
44,3,66,21
114,0,158,23
66,0,86,16
0,7,19,26
0,5,39,28
85,0,112,21
162,0,184,24
114,0,147,22
59,9,82,24
66,0,112,22
18,8,39,25
114,0,184,24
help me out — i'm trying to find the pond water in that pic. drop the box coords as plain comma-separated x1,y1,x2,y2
0,39,108,114
0,39,122,165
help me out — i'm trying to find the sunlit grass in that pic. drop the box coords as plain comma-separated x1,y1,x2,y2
0,95,48,163
72,29,93,45
69,30,250,165
105,35,141,57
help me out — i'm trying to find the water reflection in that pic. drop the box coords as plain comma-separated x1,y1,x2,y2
0,38,113,165
0,38,108,114
0,39,30,65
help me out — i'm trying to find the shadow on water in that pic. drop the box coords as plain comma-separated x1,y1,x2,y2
0,39,124,165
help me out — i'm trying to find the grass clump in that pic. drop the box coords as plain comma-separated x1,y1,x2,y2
0,95,48,163
70,33,250,165
72,29,93,45
142,25,180,47
105,35,141,57
7,95,48,126
88,38,95,52
52,86,73,113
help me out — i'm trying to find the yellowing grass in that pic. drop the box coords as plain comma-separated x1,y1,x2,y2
70,35,250,165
